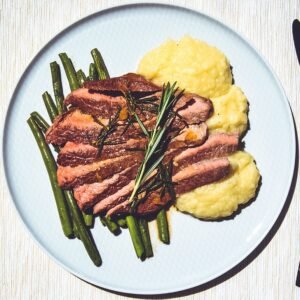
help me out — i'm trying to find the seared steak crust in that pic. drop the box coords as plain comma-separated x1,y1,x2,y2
83,73,161,94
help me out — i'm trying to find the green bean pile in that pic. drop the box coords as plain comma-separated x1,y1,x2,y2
27,49,170,265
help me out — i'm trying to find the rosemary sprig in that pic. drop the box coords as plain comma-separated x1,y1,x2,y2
127,82,184,209
92,107,121,153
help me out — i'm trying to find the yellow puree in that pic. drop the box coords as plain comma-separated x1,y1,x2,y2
138,35,260,219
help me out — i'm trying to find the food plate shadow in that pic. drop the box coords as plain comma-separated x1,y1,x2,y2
75,114,299,298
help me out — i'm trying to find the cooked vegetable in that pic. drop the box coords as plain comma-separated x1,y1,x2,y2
138,218,153,257
42,92,58,122
59,53,80,91
91,48,110,80
76,69,87,87
156,209,170,244
64,190,101,266
50,61,65,113
30,112,49,132
89,63,98,80
99,216,107,227
82,212,94,227
101,216,120,235
126,215,145,259
27,117,72,237
73,222,80,239
117,217,127,228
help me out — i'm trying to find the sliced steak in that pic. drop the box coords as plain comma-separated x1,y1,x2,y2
65,88,158,120
174,93,213,124
57,123,207,167
65,89,127,119
106,190,170,216
75,131,238,213
64,87,212,125
105,157,231,216
45,109,102,145
57,138,146,167
57,142,99,167
92,181,135,214
57,153,143,188
73,166,138,210
46,92,212,146
165,123,208,160
173,133,239,172
83,73,161,94
172,158,231,194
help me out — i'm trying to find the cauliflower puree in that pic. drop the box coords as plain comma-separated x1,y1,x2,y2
175,152,260,219
138,36,260,219
207,85,248,135
138,36,232,98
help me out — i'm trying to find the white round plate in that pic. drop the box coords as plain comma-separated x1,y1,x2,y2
2,3,296,295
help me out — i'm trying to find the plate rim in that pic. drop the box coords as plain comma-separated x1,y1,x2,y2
1,2,297,295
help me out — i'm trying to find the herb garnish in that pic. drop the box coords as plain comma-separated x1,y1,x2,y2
126,82,184,209
92,107,121,153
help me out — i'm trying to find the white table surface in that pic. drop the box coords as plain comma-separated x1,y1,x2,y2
1,0,300,299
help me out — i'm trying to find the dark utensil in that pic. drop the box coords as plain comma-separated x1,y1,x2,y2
293,19,300,287
292,19,300,64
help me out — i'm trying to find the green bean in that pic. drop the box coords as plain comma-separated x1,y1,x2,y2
73,222,80,239
30,111,60,153
99,216,107,227
64,190,101,266
59,53,80,91
138,218,153,257
76,69,87,87
101,216,120,235
89,63,98,80
27,117,73,237
42,92,58,122
156,209,170,244
50,61,64,113
91,48,110,80
30,112,50,132
83,212,94,227
117,217,127,228
126,215,145,259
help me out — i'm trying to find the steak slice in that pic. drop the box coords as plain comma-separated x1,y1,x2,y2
73,166,138,210
57,138,147,167
65,89,127,119
173,133,239,172
45,109,102,145
57,123,207,167
65,88,157,120
83,73,161,94
105,157,231,216
174,93,213,124
57,153,143,188
92,181,135,214
106,190,170,216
